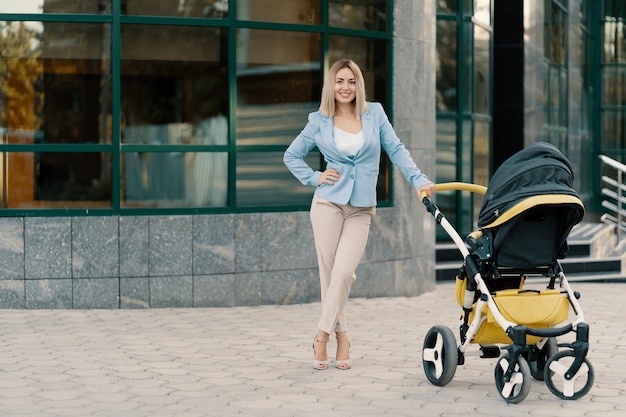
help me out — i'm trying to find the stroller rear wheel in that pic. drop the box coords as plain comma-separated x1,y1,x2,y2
544,350,594,400
422,325,458,386
494,354,531,403
528,337,559,381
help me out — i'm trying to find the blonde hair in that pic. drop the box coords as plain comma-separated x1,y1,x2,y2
319,59,368,118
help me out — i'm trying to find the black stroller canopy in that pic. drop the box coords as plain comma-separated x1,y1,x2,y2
478,142,580,228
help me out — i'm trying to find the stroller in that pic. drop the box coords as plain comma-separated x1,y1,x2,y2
421,142,594,403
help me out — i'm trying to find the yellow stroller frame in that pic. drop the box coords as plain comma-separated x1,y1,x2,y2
421,182,594,403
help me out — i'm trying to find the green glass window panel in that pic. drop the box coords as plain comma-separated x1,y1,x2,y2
546,1,567,64
603,0,626,19
329,35,389,105
0,151,111,208
435,118,457,226
579,0,588,22
0,1,112,14
463,0,472,14
559,70,568,126
546,66,568,128
602,67,626,105
0,21,111,144
125,0,227,18
461,119,472,183
473,120,489,188
579,133,593,192
462,22,473,112
474,25,490,115
436,20,458,112
546,65,560,125
120,25,228,145
236,0,320,24
601,110,626,150
329,0,388,31
541,61,549,126
437,0,458,13
236,103,318,146
237,151,319,207
436,119,457,183
236,29,320,146
474,0,491,25
602,20,626,63
0,21,44,138
473,120,489,229
549,130,567,152
122,151,227,208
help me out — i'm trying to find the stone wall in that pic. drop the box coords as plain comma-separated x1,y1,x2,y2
0,207,436,309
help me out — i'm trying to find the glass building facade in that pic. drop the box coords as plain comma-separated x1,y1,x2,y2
2,1,623,223
0,0,437,308
436,0,624,237
0,0,625,308
0,0,393,213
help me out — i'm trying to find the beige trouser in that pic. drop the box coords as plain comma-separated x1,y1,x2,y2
310,194,376,334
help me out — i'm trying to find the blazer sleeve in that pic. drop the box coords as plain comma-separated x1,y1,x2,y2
283,113,323,187
373,103,433,190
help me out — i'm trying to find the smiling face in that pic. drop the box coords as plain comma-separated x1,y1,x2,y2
334,67,357,105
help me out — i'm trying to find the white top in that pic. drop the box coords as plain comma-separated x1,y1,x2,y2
333,126,364,157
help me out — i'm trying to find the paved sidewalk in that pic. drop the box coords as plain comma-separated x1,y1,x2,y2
0,282,624,417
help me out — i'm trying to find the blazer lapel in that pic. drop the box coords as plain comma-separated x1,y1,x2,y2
320,115,334,146
355,109,374,158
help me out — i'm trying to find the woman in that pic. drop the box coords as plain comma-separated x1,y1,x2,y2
284,59,435,370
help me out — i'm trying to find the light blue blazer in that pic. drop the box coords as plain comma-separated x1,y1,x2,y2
284,102,432,207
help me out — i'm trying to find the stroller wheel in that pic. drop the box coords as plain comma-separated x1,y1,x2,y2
494,354,531,403
544,350,594,400
422,325,458,386
528,337,559,381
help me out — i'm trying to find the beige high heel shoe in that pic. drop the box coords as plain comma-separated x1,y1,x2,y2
312,332,329,370
335,331,352,370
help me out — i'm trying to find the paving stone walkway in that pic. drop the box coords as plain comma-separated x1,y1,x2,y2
0,282,623,416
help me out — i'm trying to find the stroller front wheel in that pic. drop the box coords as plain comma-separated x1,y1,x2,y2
422,325,458,386
544,350,594,400
494,354,531,403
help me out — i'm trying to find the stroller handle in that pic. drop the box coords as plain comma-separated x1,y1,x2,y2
420,182,487,200
421,182,488,211
434,182,487,195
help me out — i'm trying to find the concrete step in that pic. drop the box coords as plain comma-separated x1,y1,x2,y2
566,222,616,258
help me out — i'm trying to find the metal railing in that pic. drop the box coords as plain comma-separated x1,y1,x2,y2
599,154,626,243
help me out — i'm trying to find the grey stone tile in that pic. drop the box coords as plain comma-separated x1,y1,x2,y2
262,212,316,271
260,269,319,305
120,216,149,278
0,217,24,279
366,208,401,262
25,279,72,309
149,216,192,276
120,277,150,309
193,215,234,275
235,213,262,273
234,272,263,306
25,217,71,279
150,276,193,307
72,217,119,278
0,280,25,308
194,274,235,307
351,261,394,298
73,278,120,309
